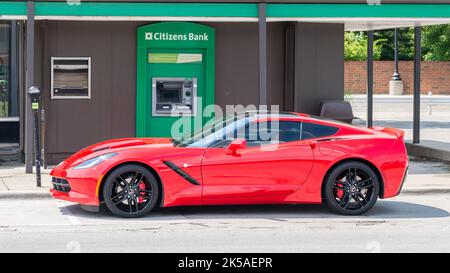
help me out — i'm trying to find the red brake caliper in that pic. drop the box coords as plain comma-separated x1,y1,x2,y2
138,181,146,204
337,183,344,198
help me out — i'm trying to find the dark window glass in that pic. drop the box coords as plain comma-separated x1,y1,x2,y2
0,22,19,118
0,21,20,147
301,122,338,140
244,121,302,146
278,121,302,142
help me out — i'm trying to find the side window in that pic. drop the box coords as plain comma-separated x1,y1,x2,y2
244,121,302,146
301,122,338,140
244,121,271,147
278,121,302,142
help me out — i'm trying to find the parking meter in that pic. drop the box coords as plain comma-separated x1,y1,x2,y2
28,86,42,187
28,86,41,110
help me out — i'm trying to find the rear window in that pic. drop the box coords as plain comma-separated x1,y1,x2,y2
301,122,339,140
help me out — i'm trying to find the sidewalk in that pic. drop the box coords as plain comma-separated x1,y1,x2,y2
0,162,53,199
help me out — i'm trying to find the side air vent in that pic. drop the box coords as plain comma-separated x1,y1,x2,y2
52,177,71,193
162,161,200,185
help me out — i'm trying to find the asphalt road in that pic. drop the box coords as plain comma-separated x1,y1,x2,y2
1,159,450,253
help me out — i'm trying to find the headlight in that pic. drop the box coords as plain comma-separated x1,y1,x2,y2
73,153,118,170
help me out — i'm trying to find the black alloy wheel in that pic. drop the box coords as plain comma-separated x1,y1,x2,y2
324,161,380,215
103,164,159,218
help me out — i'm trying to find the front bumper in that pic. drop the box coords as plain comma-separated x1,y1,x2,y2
50,188,99,206
50,167,103,206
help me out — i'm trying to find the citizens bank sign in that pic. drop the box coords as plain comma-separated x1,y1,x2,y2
145,32,209,41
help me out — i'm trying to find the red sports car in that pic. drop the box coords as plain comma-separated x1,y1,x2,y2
50,112,408,217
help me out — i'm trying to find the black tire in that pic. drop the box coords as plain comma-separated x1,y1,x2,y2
103,164,159,218
324,161,380,215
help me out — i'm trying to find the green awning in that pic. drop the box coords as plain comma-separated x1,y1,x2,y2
267,4,450,18
2,2,450,22
0,2,27,16
34,2,258,18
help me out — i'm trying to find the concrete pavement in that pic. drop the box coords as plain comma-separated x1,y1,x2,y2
0,157,449,252
0,161,52,199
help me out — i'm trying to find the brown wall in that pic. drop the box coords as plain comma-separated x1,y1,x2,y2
345,61,450,95
39,21,286,164
293,23,345,115
40,21,140,164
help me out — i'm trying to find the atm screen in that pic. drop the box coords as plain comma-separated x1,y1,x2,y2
158,89,181,103
157,82,182,103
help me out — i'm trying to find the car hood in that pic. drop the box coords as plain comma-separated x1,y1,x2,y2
56,138,173,169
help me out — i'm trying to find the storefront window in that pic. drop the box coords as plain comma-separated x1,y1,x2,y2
0,21,20,147
0,22,10,118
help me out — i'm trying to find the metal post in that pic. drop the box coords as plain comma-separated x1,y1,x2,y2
413,27,421,144
33,109,41,187
258,2,267,107
367,31,374,128
25,1,35,173
393,28,401,81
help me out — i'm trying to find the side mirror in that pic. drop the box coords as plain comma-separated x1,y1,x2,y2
226,138,247,155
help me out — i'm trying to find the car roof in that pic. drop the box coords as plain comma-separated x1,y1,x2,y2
247,111,369,131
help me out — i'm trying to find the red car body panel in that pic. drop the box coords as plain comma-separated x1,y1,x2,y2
50,114,408,209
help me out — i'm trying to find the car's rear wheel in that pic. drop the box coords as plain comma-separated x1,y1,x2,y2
324,161,380,215
103,164,159,218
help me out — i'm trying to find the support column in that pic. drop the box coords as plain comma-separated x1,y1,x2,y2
367,30,374,128
413,26,421,144
25,1,35,173
258,2,267,107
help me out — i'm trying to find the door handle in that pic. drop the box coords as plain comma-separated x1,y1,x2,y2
302,140,317,149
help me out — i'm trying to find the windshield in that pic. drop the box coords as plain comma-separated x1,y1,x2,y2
173,115,250,147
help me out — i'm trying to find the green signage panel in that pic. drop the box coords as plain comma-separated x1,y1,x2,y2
136,22,215,138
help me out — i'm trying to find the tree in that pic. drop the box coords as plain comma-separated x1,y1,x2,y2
344,31,384,61
375,28,415,61
345,24,450,61
422,24,450,61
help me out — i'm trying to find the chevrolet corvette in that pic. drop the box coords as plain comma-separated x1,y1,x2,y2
50,112,408,217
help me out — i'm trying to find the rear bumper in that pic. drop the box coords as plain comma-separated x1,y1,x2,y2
396,165,409,196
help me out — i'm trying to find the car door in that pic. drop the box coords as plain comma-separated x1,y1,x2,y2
201,119,314,205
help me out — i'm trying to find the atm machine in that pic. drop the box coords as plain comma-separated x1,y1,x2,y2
152,77,197,116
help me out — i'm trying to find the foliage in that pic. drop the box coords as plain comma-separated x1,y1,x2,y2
345,24,450,61
422,24,450,61
375,28,414,60
344,31,384,61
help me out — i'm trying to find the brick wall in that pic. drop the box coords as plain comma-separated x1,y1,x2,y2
345,61,450,95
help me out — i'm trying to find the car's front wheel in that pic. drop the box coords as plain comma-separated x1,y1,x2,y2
103,164,159,218
324,161,380,215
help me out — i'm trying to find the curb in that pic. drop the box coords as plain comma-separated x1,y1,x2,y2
0,190,51,200
406,143,450,163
